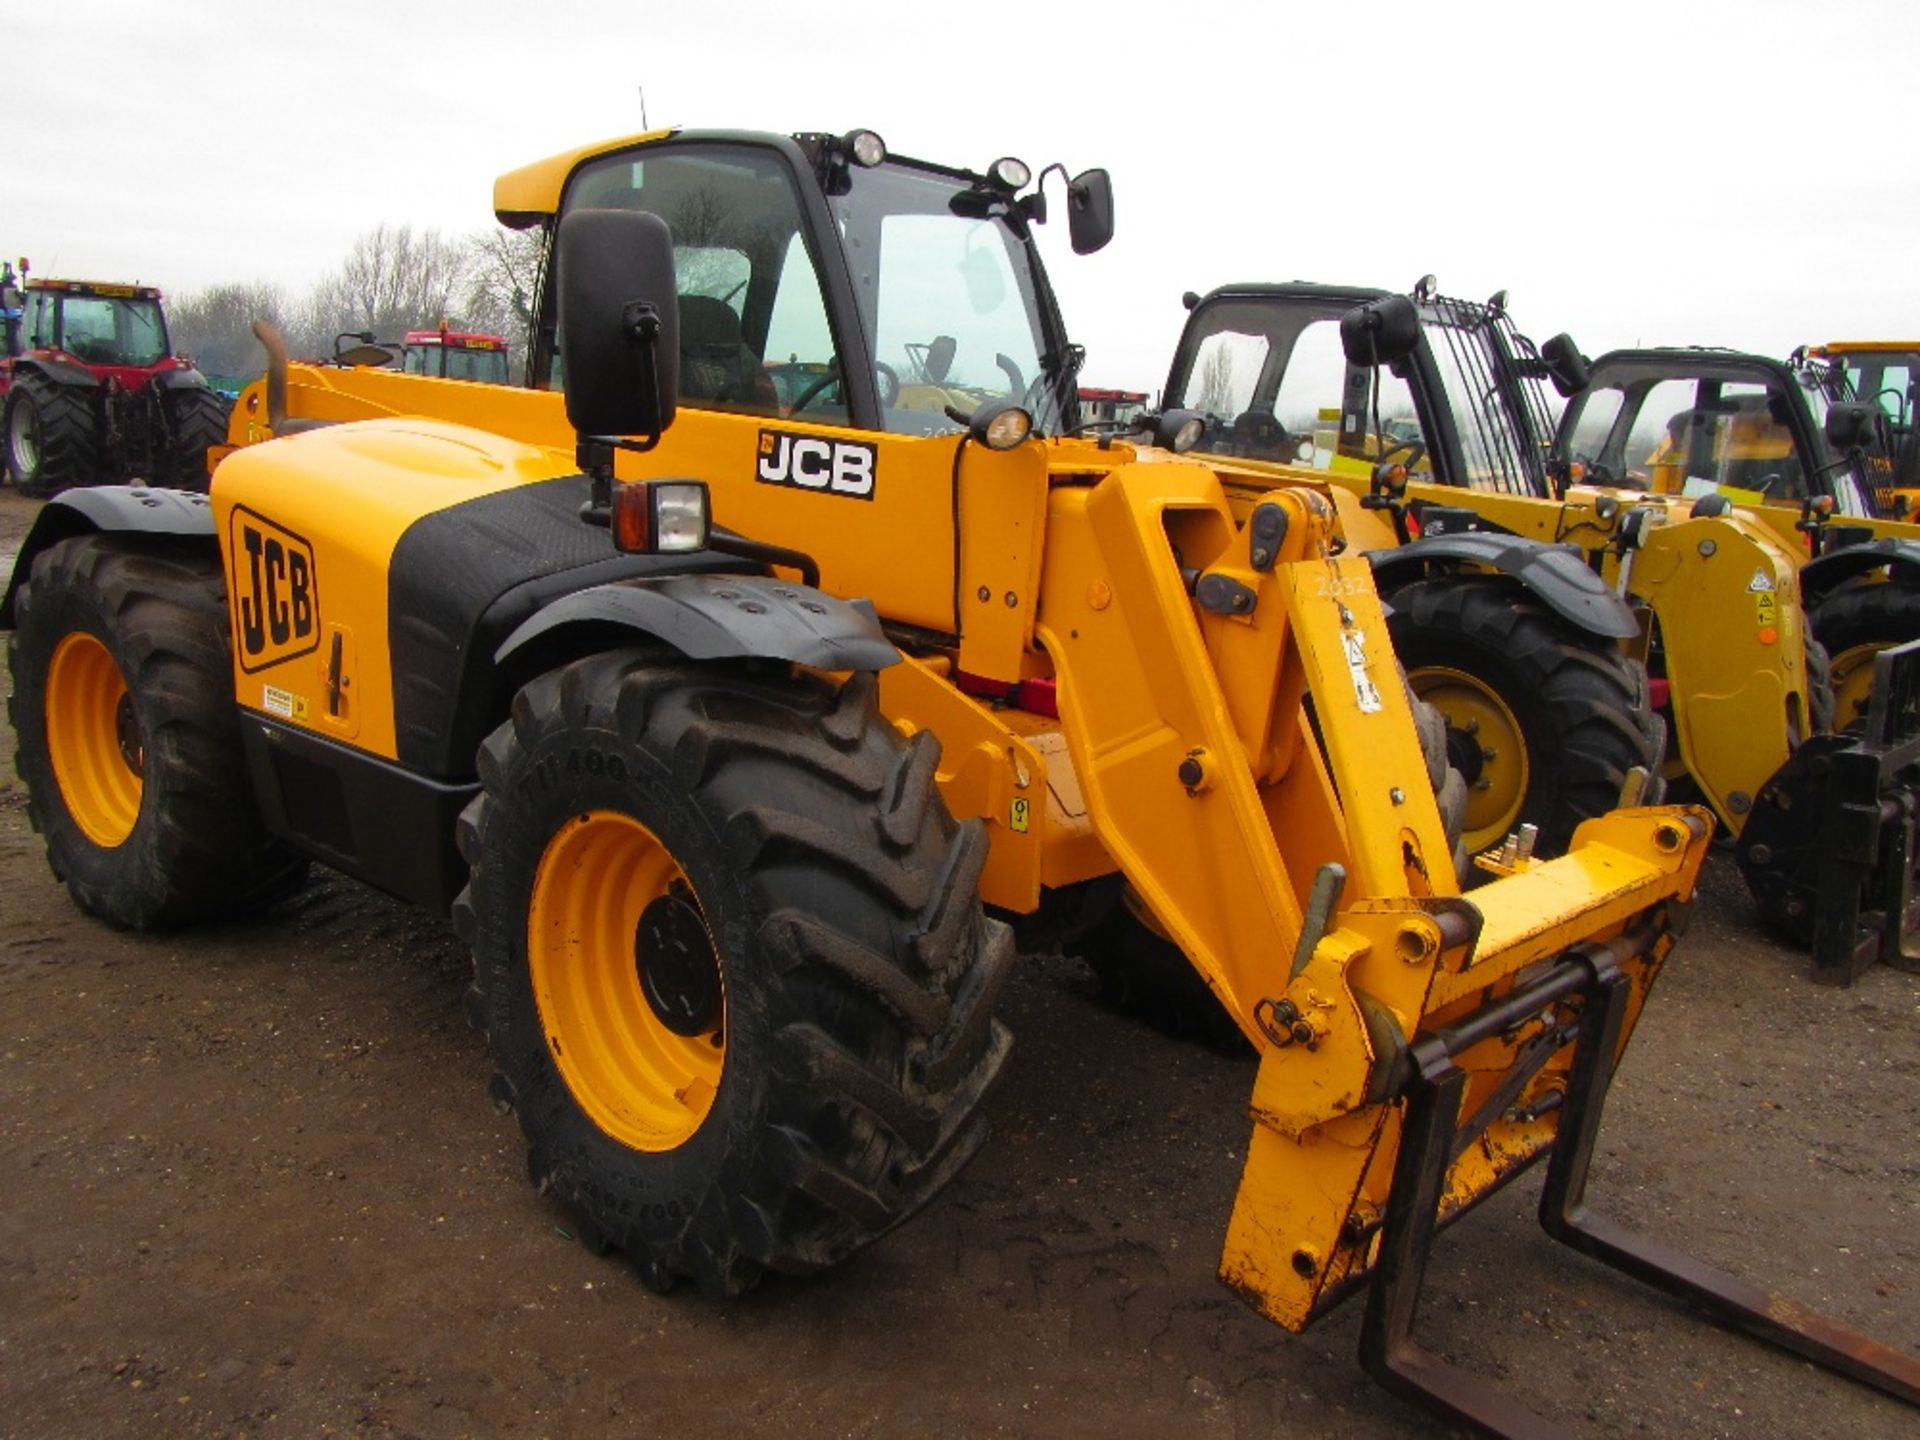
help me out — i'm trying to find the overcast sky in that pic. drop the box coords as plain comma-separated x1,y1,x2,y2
13,1,1917,389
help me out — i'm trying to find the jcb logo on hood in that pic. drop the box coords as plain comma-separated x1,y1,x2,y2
228,506,320,674
756,429,876,500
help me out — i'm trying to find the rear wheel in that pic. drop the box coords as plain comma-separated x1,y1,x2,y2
8,535,306,926
6,373,101,499
1807,581,1920,731
454,655,1012,1294
155,386,232,491
1387,578,1661,859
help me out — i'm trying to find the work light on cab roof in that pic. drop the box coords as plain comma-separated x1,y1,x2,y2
845,129,887,167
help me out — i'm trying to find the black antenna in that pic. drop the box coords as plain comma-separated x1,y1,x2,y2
638,85,649,129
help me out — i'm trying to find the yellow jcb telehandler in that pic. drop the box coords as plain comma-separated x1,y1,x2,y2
22,127,1912,1432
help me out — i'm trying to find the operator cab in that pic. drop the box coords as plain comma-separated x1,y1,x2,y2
1164,282,1563,498
401,328,511,384
1556,352,1878,519
19,279,171,369
510,129,1111,441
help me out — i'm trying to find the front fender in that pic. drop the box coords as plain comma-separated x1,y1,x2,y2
1,485,215,625
1800,536,1920,605
1366,532,1637,639
496,573,900,673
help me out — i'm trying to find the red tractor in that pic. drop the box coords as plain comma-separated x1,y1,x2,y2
0,262,231,498
398,325,511,383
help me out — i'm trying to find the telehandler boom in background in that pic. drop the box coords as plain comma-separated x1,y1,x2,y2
28,127,1911,1433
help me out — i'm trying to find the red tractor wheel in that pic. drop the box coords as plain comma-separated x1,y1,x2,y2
5,372,101,499
154,387,232,492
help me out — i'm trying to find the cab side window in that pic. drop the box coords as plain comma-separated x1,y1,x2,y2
552,146,845,423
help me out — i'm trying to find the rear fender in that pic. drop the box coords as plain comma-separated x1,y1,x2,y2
9,354,100,389
1,485,215,626
1799,536,1920,605
1368,532,1637,639
494,573,900,675
152,366,215,393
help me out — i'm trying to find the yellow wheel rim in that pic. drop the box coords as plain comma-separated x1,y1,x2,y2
1828,642,1879,733
527,810,724,1152
1410,666,1530,855
45,631,143,847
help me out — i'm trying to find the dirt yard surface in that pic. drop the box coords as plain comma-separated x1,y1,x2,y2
2,486,1916,1439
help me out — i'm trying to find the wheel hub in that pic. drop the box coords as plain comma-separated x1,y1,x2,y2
114,693,144,773
1443,724,1485,785
10,402,37,472
636,890,723,1038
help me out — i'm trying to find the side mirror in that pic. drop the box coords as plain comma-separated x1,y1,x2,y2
1825,401,1875,452
1539,333,1591,398
1339,295,1421,369
558,208,680,442
925,334,957,384
1067,168,1114,255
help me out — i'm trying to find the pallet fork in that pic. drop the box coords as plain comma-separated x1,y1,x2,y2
1359,937,1920,1436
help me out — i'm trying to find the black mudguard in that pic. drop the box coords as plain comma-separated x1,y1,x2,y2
1,485,214,625
496,573,900,674
152,366,214,392
1367,532,1638,640
9,354,101,389
1799,536,1920,606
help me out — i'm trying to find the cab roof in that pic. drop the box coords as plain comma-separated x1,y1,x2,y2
24,278,160,300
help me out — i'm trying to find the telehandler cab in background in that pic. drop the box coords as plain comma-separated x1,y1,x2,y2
1558,342,1920,734
19,126,1915,1433
1804,338,1920,504
1162,281,1920,983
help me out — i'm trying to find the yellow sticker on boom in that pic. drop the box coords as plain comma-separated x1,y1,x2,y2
1009,796,1031,833
1754,590,1777,627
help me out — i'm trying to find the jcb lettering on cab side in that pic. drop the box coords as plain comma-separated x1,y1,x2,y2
228,506,320,674
757,429,876,499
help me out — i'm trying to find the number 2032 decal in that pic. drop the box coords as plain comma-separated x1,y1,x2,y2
757,429,877,500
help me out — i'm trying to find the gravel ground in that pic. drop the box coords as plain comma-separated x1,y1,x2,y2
1,485,1915,1439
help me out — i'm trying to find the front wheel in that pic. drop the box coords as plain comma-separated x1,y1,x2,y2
1387,577,1662,859
1807,580,1920,731
1081,672,1469,1050
454,655,1012,1294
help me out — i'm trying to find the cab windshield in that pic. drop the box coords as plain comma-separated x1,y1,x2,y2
58,294,168,367
406,343,510,383
827,160,1064,437
549,140,1070,438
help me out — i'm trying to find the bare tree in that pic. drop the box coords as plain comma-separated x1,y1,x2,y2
307,223,477,344
166,281,298,383
461,225,544,346
1195,344,1236,416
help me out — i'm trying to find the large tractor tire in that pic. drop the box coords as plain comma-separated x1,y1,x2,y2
8,535,307,926
1386,577,1662,861
1082,673,1469,1053
1807,581,1920,731
5,372,102,499
154,386,233,491
454,654,1013,1296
